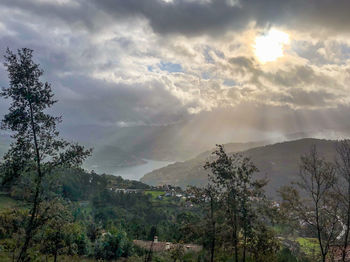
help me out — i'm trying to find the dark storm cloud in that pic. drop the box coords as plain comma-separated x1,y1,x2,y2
89,0,350,35
3,0,350,36
54,75,188,126
1,0,350,146
0,0,98,31
0,27,188,129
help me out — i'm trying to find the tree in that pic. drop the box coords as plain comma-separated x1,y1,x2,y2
205,144,264,262
0,208,28,260
94,229,131,261
248,223,280,262
40,201,73,262
187,184,220,262
280,146,342,262
335,140,350,262
170,243,184,262
0,48,91,261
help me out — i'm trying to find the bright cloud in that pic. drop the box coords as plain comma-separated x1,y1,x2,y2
254,29,290,63
1,0,350,140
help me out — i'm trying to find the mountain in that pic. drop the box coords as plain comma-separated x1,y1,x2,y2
140,140,271,187
140,138,339,198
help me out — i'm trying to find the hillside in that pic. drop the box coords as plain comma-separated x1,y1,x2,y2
140,138,339,198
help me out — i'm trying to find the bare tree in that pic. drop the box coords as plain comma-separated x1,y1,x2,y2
280,146,342,262
336,140,350,262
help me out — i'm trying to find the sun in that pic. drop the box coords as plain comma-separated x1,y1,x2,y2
254,29,290,63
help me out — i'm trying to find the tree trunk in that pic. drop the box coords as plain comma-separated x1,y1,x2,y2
342,183,350,262
242,233,247,262
234,212,238,262
210,197,216,262
210,228,215,262
17,101,43,262
315,199,327,262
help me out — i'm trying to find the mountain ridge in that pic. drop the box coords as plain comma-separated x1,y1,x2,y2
140,138,340,198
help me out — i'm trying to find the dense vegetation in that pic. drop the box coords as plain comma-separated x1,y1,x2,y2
1,48,350,262
0,162,307,262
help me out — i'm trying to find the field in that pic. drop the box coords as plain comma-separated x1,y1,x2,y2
144,190,165,199
296,237,320,257
0,193,27,209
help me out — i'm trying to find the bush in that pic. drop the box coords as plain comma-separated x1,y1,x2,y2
94,230,132,260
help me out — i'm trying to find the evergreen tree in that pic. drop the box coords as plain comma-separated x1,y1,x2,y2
0,48,91,261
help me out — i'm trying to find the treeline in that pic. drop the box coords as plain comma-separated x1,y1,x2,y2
1,48,349,262
1,167,191,260
0,48,200,261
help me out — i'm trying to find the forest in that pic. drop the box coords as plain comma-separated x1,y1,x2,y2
1,49,350,262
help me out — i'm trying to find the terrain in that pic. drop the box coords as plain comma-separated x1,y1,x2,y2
141,138,339,198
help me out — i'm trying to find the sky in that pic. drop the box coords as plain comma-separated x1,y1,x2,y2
1,0,350,145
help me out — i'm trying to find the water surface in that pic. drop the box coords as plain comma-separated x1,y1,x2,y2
87,159,173,181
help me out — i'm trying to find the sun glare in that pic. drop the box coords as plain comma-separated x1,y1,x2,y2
254,29,290,63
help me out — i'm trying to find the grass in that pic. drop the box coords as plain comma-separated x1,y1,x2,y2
144,190,165,199
0,194,26,209
296,237,320,257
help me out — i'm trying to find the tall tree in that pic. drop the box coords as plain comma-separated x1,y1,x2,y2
335,140,350,262
204,144,264,262
40,201,73,262
280,146,341,262
0,48,91,261
187,184,219,262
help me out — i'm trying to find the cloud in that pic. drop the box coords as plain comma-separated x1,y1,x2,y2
91,0,350,36
4,0,350,37
1,0,350,145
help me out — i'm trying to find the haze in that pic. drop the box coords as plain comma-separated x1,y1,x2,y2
1,0,350,159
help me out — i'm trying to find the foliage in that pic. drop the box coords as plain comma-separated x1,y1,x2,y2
186,144,274,262
94,228,132,260
280,146,342,262
0,48,91,261
170,244,184,262
0,48,339,262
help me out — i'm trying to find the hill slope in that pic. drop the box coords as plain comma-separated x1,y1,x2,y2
140,138,339,197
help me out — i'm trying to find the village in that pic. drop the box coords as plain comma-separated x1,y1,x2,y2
108,183,190,201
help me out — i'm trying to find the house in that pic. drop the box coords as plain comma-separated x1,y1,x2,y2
110,188,143,194
327,245,350,262
133,236,202,253
114,188,126,193
125,189,141,193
